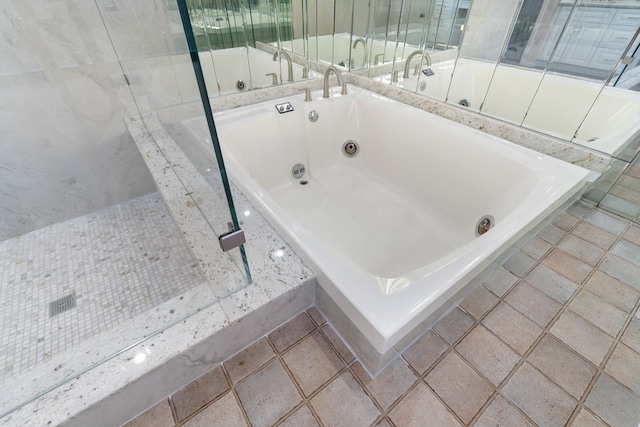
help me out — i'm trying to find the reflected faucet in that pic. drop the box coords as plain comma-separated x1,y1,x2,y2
403,50,431,78
273,50,294,82
352,37,368,67
323,66,347,98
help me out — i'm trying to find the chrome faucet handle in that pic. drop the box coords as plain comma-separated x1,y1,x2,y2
349,58,355,69
414,63,421,76
302,66,309,79
374,53,384,65
392,70,399,83
265,72,279,85
341,83,348,96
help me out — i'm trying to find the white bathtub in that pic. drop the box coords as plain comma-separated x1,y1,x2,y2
184,87,589,374
389,58,640,156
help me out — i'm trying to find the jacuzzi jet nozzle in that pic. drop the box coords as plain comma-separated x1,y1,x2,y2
342,140,359,157
476,215,495,236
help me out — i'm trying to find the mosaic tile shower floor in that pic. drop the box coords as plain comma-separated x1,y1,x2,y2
0,193,205,381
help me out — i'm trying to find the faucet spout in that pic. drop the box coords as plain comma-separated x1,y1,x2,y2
323,65,346,98
403,50,430,78
352,37,368,67
273,50,294,82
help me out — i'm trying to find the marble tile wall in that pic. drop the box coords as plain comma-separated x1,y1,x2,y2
0,0,159,239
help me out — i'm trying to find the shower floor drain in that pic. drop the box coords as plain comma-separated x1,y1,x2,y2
49,293,77,317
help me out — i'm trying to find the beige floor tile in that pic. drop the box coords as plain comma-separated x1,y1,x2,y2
524,264,578,304
553,212,580,231
503,251,536,278
282,331,344,397
542,248,593,284
374,418,393,427
585,210,628,236
460,286,499,320
604,343,640,395
621,317,640,354
482,267,519,297
402,330,449,375
572,222,618,250
566,201,593,219
426,352,494,424
503,363,576,426
433,307,475,345
585,373,640,427
482,302,543,355
352,358,418,410
183,392,248,427
268,313,315,353
528,334,597,400
473,395,534,427
224,338,276,384
310,371,380,427
559,235,606,266
612,239,640,267
521,237,552,260
172,365,230,423
505,282,562,327
569,407,607,427
537,223,567,245
584,271,640,313
624,225,640,246
320,324,355,364
124,399,175,427
277,404,319,427
307,306,326,327
388,381,462,427
550,311,614,366
456,325,520,387
568,290,628,337
600,254,640,292
236,360,302,427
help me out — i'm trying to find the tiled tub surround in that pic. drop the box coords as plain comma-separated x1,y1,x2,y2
126,203,640,427
186,86,591,374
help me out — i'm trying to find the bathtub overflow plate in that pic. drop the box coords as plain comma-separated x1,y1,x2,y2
342,140,359,157
476,215,495,236
292,163,306,179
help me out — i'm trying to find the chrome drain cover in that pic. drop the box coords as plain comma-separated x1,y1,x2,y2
292,163,306,178
476,215,495,236
342,140,359,157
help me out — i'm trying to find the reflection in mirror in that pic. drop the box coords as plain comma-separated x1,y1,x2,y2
521,0,640,153
576,28,640,160
185,0,309,96
378,0,470,101
446,0,521,112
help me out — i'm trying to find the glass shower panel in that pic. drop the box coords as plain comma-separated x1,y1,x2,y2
307,0,335,64
351,0,371,70
98,0,252,287
0,0,247,417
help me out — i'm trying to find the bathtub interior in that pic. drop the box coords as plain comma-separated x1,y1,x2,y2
211,91,545,279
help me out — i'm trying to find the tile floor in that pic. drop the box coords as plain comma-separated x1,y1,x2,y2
0,193,204,381
600,153,640,221
129,201,640,427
